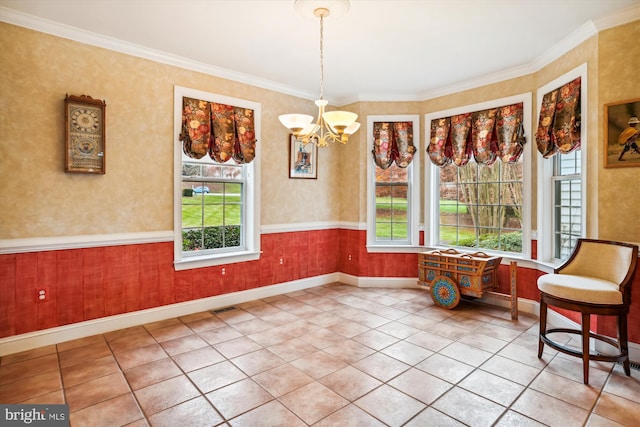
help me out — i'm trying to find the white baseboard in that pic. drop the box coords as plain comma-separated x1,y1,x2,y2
0,273,339,356
2,273,639,364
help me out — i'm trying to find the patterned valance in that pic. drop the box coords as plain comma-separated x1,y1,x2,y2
372,121,416,169
428,102,525,168
180,97,257,164
535,77,581,158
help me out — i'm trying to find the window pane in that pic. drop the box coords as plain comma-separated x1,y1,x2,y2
374,162,409,242
437,157,523,254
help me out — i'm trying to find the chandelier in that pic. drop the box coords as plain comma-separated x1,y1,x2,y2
279,0,360,146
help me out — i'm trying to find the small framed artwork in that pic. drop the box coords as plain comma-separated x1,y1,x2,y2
289,134,317,179
605,98,640,168
65,94,106,174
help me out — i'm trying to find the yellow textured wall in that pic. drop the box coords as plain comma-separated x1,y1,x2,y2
597,21,640,243
0,23,336,239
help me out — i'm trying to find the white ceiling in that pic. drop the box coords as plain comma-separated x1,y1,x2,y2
1,0,638,105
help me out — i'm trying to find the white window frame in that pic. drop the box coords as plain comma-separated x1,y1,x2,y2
173,86,261,270
425,93,532,259
366,115,420,252
536,63,587,264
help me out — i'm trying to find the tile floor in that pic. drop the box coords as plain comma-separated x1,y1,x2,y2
1,283,639,427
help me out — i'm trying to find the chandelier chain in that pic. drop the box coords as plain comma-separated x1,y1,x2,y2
319,14,324,100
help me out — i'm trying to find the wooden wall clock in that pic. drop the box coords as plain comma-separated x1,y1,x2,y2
65,94,106,174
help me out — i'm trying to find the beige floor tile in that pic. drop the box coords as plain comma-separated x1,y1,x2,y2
216,308,257,325
314,404,387,426
415,353,474,384
605,366,640,403
291,350,347,379
159,333,208,356
495,410,547,426
56,335,106,353
544,355,610,389
585,413,627,427
530,370,600,410
252,363,314,397
148,396,223,427
206,378,273,419
266,338,318,362
405,330,453,352
354,384,425,426
511,388,590,426
65,371,131,412
171,346,225,372
247,327,294,347
147,323,194,343
320,365,382,401
69,393,144,427
230,400,306,427
124,357,182,390
108,331,156,354
298,327,347,349
327,319,371,338
404,407,466,427
231,348,285,376
230,318,272,335
0,353,59,384
114,343,167,370
352,352,410,382
458,369,524,407
0,369,61,403
381,340,433,365
19,389,65,404
458,332,510,353
432,386,506,427
213,336,262,359
480,354,541,386
197,325,243,345
375,321,421,339
322,339,376,364
61,354,120,388
352,329,399,351
58,341,113,368
0,345,57,366
388,367,452,404
135,375,201,416
188,361,247,394
593,392,640,426
280,381,348,425
440,341,493,367
183,316,227,333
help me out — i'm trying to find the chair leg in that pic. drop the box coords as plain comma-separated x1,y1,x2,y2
538,298,547,358
582,312,590,385
619,314,631,376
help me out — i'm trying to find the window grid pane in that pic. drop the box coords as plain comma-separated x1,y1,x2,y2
552,149,582,260
182,162,244,253
375,163,409,241
438,160,523,253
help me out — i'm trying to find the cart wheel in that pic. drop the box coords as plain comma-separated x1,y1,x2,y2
430,275,460,309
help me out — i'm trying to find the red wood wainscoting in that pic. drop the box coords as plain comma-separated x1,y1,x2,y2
1,230,638,345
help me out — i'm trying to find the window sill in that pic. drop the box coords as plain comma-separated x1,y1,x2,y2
174,250,261,270
366,244,423,254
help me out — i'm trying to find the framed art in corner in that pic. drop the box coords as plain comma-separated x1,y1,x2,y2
65,94,106,174
289,134,317,179
605,98,640,168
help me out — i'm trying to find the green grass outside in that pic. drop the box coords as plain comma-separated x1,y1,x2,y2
182,195,241,228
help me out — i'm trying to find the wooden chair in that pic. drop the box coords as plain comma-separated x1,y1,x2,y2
537,238,638,384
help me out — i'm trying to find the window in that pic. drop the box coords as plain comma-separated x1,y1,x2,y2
537,64,587,263
426,94,532,257
367,115,420,250
174,86,260,270
552,149,582,259
437,159,524,253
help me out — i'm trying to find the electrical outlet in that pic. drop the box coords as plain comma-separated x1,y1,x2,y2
279,257,284,265
348,254,352,261
35,288,48,303
221,267,226,275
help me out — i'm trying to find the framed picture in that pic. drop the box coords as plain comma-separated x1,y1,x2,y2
65,94,106,174
605,98,640,168
289,134,317,179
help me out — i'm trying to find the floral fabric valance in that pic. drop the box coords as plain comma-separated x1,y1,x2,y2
428,103,525,168
180,97,257,164
372,121,416,169
535,77,581,158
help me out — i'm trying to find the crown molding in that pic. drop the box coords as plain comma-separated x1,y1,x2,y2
0,6,317,101
1,5,638,106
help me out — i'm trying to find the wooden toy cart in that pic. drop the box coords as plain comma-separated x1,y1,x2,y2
418,248,518,319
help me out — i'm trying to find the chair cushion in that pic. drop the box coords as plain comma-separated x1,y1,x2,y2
537,274,622,305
